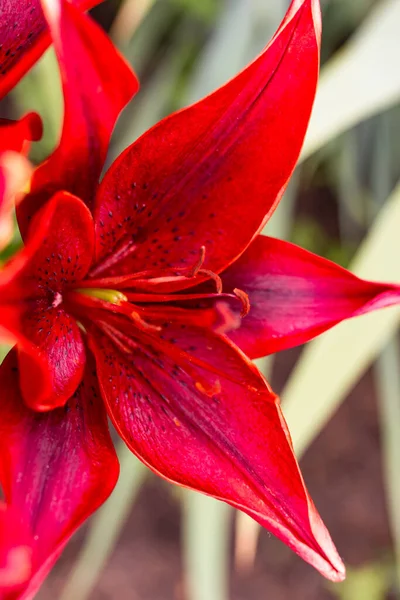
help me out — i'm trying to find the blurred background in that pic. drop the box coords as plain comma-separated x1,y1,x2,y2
2,0,400,598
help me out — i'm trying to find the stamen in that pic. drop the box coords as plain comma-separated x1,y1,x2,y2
89,239,137,278
189,245,206,277
197,269,222,294
233,288,250,317
75,287,128,306
94,320,138,353
134,326,260,393
87,245,223,293
186,246,222,293
93,314,260,395
130,311,161,332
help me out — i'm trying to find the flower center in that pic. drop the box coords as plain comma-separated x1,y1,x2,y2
64,245,249,339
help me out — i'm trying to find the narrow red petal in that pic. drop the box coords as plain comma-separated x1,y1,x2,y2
88,317,345,582
0,351,119,598
0,504,32,594
0,192,94,409
18,0,138,235
0,0,101,99
0,113,43,154
92,0,320,284
220,235,400,358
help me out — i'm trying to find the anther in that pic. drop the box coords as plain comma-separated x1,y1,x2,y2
198,269,222,294
189,245,206,277
233,288,250,317
187,246,222,293
130,311,162,332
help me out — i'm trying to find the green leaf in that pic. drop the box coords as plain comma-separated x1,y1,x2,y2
0,344,10,363
58,444,147,600
376,340,400,594
184,0,253,105
11,48,62,163
302,0,400,160
182,492,231,600
328,562,390,600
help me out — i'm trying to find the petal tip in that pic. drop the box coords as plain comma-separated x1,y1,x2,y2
41,0,61,24
24,112,44,142
310,0,322,47
314,529,346,583
324,561,346,583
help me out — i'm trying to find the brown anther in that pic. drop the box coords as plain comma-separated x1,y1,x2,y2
233,288,250,317
186,246,223,293
130,311,162,332
198,269,223,294
195,379,221,397
189,245,206,277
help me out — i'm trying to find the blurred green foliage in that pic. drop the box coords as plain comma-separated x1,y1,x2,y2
329,560,392,600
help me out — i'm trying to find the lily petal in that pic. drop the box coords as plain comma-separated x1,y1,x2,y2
0,192,94,409
17,306,86,411
2,190,95,289
18,0,138,235
89,316,345,582
0,113,43,154
0,0,101,99
92,0,320,284
0,350,119,599
0,504,32,594
220,235,400,358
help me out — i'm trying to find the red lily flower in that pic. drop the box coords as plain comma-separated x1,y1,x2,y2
0,0,102,98
2,0,400,594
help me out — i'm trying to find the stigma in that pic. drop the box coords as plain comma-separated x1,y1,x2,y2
74,287,128,306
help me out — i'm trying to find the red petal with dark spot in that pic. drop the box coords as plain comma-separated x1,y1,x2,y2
1,191,94,296
88,316,345,582
91,0,320,284
220,235,400,358
0,503,32,594
0,192,94,409
0,0,101,99
17,306,86,411
18,0,138,235
0,351,119,599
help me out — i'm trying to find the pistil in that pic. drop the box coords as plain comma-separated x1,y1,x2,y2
74,287,128,306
